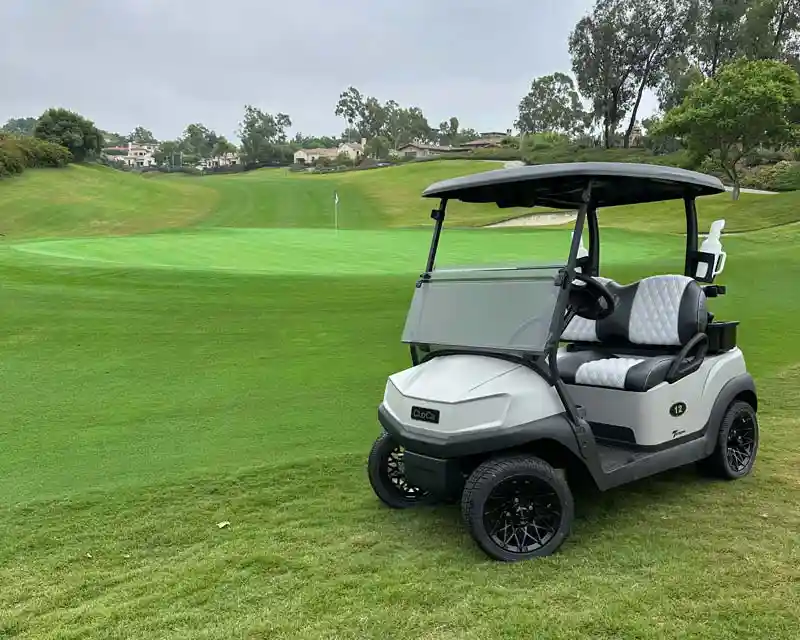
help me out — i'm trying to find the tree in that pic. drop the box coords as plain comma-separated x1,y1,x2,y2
334,86,365,142
360,96,388,139
180,123,219,158
1,117,37,136
211,136,237,157
333,86,434,149
154,140,182,166
33,108,104,162
384,103,433,148
569,5,635,147
515,72,585,136
655,58,800,199
657,55,706,111
291,133,338,149
101,130,128,147
437,117,460,145
739,0,800,62
458,127,481,143
237,105,292,164
339,127,362,144
365,135,391,159
129,126,157,144
691,0,749,77
604,0,700,147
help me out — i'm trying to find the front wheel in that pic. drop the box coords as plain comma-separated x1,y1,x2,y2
461,455,574,561
699,400,759,479
367,432,435,509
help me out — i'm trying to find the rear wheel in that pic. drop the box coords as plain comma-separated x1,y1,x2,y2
461,455,574,561
367,432,435,508
699,400,759,479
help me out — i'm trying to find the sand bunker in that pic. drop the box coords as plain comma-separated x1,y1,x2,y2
485,212,577,228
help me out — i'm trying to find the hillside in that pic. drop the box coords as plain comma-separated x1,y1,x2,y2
0,162,526,239
2,160,800,240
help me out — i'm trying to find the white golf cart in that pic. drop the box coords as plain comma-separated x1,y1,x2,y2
367,162,758,561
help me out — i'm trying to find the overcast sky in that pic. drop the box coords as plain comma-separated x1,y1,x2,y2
0,0,658,142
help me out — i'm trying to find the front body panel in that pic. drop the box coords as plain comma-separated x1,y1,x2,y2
382,354,564,447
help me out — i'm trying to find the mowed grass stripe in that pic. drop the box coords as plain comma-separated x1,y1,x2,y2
10,227,685,276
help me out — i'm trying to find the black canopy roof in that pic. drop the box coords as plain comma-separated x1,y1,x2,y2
421,162,726,209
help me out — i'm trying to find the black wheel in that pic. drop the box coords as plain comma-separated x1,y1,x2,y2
461,455,574,561
699,400,759,479
367,432,435,509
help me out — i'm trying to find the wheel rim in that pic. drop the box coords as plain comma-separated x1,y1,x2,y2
483,476,562,554
383,446,428,500
726,412,757,474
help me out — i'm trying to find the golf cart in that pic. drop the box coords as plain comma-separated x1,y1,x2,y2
367,162,758,561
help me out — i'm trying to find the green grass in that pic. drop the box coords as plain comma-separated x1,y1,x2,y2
1,162,799,638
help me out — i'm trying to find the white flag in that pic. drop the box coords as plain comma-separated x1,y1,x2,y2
334,191,339,205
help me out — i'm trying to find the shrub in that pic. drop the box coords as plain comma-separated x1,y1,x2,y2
0,143,25,176
741,161,800,191
522,145,693,169
0,134,72,178
742,148,789,167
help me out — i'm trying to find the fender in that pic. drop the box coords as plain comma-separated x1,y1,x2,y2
701,373,757,456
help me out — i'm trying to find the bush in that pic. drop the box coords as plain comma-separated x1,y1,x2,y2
0,134,72,178
522,145,694,169
742,148,789,167
741,161,800,191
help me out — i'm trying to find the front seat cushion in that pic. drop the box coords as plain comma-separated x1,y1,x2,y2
563,354,675,391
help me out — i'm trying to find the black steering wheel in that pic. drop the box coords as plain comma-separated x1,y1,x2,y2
568,272,616,320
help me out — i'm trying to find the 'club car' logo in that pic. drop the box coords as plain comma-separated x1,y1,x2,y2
669,402,687,417
411,406,440,424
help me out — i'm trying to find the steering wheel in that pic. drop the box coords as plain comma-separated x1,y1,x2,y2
568,273,616,320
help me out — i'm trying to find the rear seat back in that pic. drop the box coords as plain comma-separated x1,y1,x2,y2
562,275,707,348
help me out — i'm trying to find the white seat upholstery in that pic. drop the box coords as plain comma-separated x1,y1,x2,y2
559,275,708,391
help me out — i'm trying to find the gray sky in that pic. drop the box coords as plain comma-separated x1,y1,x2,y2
0,0,657,142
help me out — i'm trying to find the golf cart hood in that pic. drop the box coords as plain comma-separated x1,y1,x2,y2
381,354,564,441
387,354,523,403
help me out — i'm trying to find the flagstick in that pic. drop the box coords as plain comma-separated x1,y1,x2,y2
334,191,339,234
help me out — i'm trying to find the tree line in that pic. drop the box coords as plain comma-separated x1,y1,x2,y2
516,0,799,145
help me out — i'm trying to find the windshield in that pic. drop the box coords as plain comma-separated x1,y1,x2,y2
401,264,563,353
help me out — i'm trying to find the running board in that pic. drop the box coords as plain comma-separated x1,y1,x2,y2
595,437,710,490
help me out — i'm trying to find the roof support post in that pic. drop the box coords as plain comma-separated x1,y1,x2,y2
585,206,600,276
683,196,698,277
422,198,447,279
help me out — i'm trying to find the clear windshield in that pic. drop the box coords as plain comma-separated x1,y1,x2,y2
401,264,564,353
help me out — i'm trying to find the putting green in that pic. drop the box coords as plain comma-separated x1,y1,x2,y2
12,227,681,275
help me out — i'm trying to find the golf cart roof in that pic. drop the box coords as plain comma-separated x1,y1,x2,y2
421,162,726,209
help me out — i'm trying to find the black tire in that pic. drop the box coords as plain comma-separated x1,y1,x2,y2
461,455,574,561
699,400,759,479
367,432,435,509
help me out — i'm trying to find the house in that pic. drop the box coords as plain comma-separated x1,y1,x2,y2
293,147,340,164
460,130,512,150
104,142,158,168
293,138,366,164
197,152,241,170
394,142,468,159
629,123,644,147
338,138,365,160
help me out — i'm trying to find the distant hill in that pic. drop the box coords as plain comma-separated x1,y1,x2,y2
2,160,799,240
